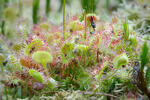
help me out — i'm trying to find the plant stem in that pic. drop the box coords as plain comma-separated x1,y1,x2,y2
84,11,87,39
63,0,66,40
46,0,50,16
42,63,50,77
106,0,110,9
18,0,23,17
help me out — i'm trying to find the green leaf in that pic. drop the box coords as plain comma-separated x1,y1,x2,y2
113,53,129,68
140,42,149,69
122,17,129,41
32,51,53,64
29,69,44,83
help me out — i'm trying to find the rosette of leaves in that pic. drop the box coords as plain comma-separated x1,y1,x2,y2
25,39,43,56
32,51,53,77
29,69,44,83
61,43,75,64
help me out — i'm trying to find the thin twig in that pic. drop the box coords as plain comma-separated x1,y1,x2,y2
79,91,119,98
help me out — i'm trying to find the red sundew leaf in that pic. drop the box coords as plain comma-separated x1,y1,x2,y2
32,25,41,34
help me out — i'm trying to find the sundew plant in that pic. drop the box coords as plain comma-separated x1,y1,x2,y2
0,0,150,100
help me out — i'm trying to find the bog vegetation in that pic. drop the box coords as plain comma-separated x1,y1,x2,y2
0,0,150,100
